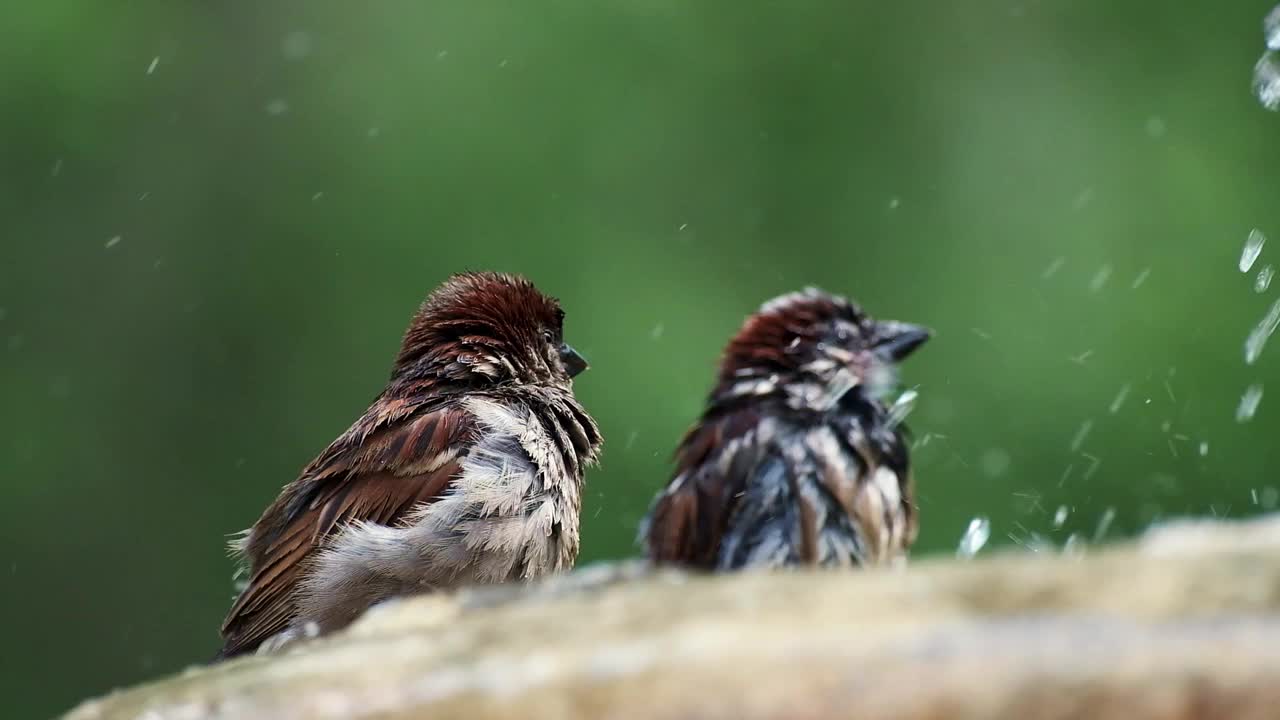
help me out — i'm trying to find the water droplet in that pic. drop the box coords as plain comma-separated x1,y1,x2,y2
1267,5,1280,50
1236,383,1264,423
1108,383,1131,414
281,31,313,60
265,98,289,116
888,196,901,210
1255,53,1280,111
1053,505,1070,528
104,235,122,249
1061,533,1084,557
956,517,991,559
1257,265,1274,292
1199,441,1209,457
1041,256,1065,279
1069,419,1093,451
1242,229,1267,272
1244,298,1280,364
886,388,919,429
1024,532,1055,553
146,56,159,75
367,127,381,138
980,448,1010,478
1081,453,1102,480
649,323,665,340
1262,486,1280,510
1092,507,1116,543
1088,264,1112,293
1131,267,1151,289
1070,349,1094,365
1058,464,1075,487
1008,529,1054,554
1144,115,1166,138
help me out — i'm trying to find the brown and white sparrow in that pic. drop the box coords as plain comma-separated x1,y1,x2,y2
640,288,928,570
218,271,601,658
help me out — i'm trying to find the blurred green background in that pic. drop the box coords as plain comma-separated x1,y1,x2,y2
4,1,1280,716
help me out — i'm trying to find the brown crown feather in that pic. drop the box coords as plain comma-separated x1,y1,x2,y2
717,288,867,382
393,271,567,381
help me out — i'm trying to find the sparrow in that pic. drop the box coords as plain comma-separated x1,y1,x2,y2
218,271,602,658
640,288,929,570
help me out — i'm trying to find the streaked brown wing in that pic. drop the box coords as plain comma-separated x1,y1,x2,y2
644,408,763,568
219,397,476,657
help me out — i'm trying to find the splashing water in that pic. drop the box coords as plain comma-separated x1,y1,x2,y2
1108,383,1131,414
1244,298,1280,364
1268,4,1280,50
1262,487,1280,510
1237,384,1264,423
956,517,991,559
1241,229,1267,272
1081,453,1103,480
1092,507,1117,543
1257,53,1280,111
282,30,313,61
1069,419,1093,451
1053,505,1070,528
1088,264,1112,293
1058,464,1074,487
1041,257,1065,279
1257,265,1275,292
1061,533,1085,558
980,448,1010,478
886,387,918,429
1009,531,1055,554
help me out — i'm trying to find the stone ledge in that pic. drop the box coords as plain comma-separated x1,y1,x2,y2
67,515,1280,720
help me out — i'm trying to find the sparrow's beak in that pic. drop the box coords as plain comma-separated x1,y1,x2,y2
560,343,589,377
875,322,931,362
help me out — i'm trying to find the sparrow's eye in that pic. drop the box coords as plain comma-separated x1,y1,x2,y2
542,329,554,344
